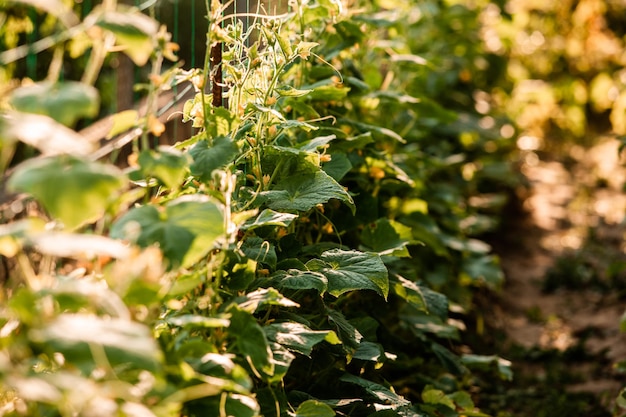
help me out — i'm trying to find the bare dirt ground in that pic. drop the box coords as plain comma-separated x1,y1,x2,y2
490,138,626,410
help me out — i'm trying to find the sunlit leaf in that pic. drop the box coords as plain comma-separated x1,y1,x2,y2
461,254,504,287
307,249,388,299
29,314,162,371
110,195,224,269
339,374,410,408
294,400,335,417
360,218,412,257
275,85,313,97
166,315,230,328
241,237,277,268
28,232,131,259
268,269,328,293
237,287,299,313
200,394,260,417
240,209,298,230
91,9,159,66
422,388,455,409
107,109,139,139
137,147,190,189
0,112,95,156
461,354,513,381
391,276,427,312
229,306,274,377
352,341,385,363
326,308,363,350
8,156,127,230
189,136,239,182
260,170,355,214
265,322,336,357
9,81,99,127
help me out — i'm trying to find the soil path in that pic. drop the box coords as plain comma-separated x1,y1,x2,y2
492,138,626,405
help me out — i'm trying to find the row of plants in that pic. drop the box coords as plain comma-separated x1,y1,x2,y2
1,0,521,415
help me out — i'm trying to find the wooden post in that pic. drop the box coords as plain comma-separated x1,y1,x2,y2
211,0,223,108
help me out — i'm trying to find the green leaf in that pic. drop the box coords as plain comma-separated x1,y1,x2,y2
422,388,455,410
342,119,406,143
431,343,467,375
106,109,139,138
360,218,412,257
265,322,336,357
110,195,224,268
268,269,328,293
260,170,355,214
166,315,230,329
229,306,274,377
240,209,298,230
268,341,296,383
352,341,386,363
29,314,162,371
237,288,299,313
241,237,277,269
461,354,513,381
91,9,159,66
1,112,95,156
189,136,239,182
9,81,99,127
326,308,363,350
461,255,504,287
617,388,626,409
421,286,449,320
307,249,388,299
294,400,335,417
339,374,410,408
295,135,336,152
201,394,260,417
137,147,190,189
307,83,350,102
391,276,427,312
8,156,126,230
276,85,313,97
323,152,352,181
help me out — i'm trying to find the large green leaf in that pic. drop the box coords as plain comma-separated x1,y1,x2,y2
268,269,328,293
360,218,412,257
240,237,277,269
90,9,159,66
137,147,190,189
461,254,504,287
294,400,336,417
9,82,99,127
326,308,363,350
339,374,410,408
265,322,338,357
8,156,126,230
240,209,298,230
307,249,388,299
229,306,274,377
260,170,355,214
189,136,239,182
110,195,224,268
461,354,513,381
29,314,162,371
236,288,299,313
391,276,427,312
